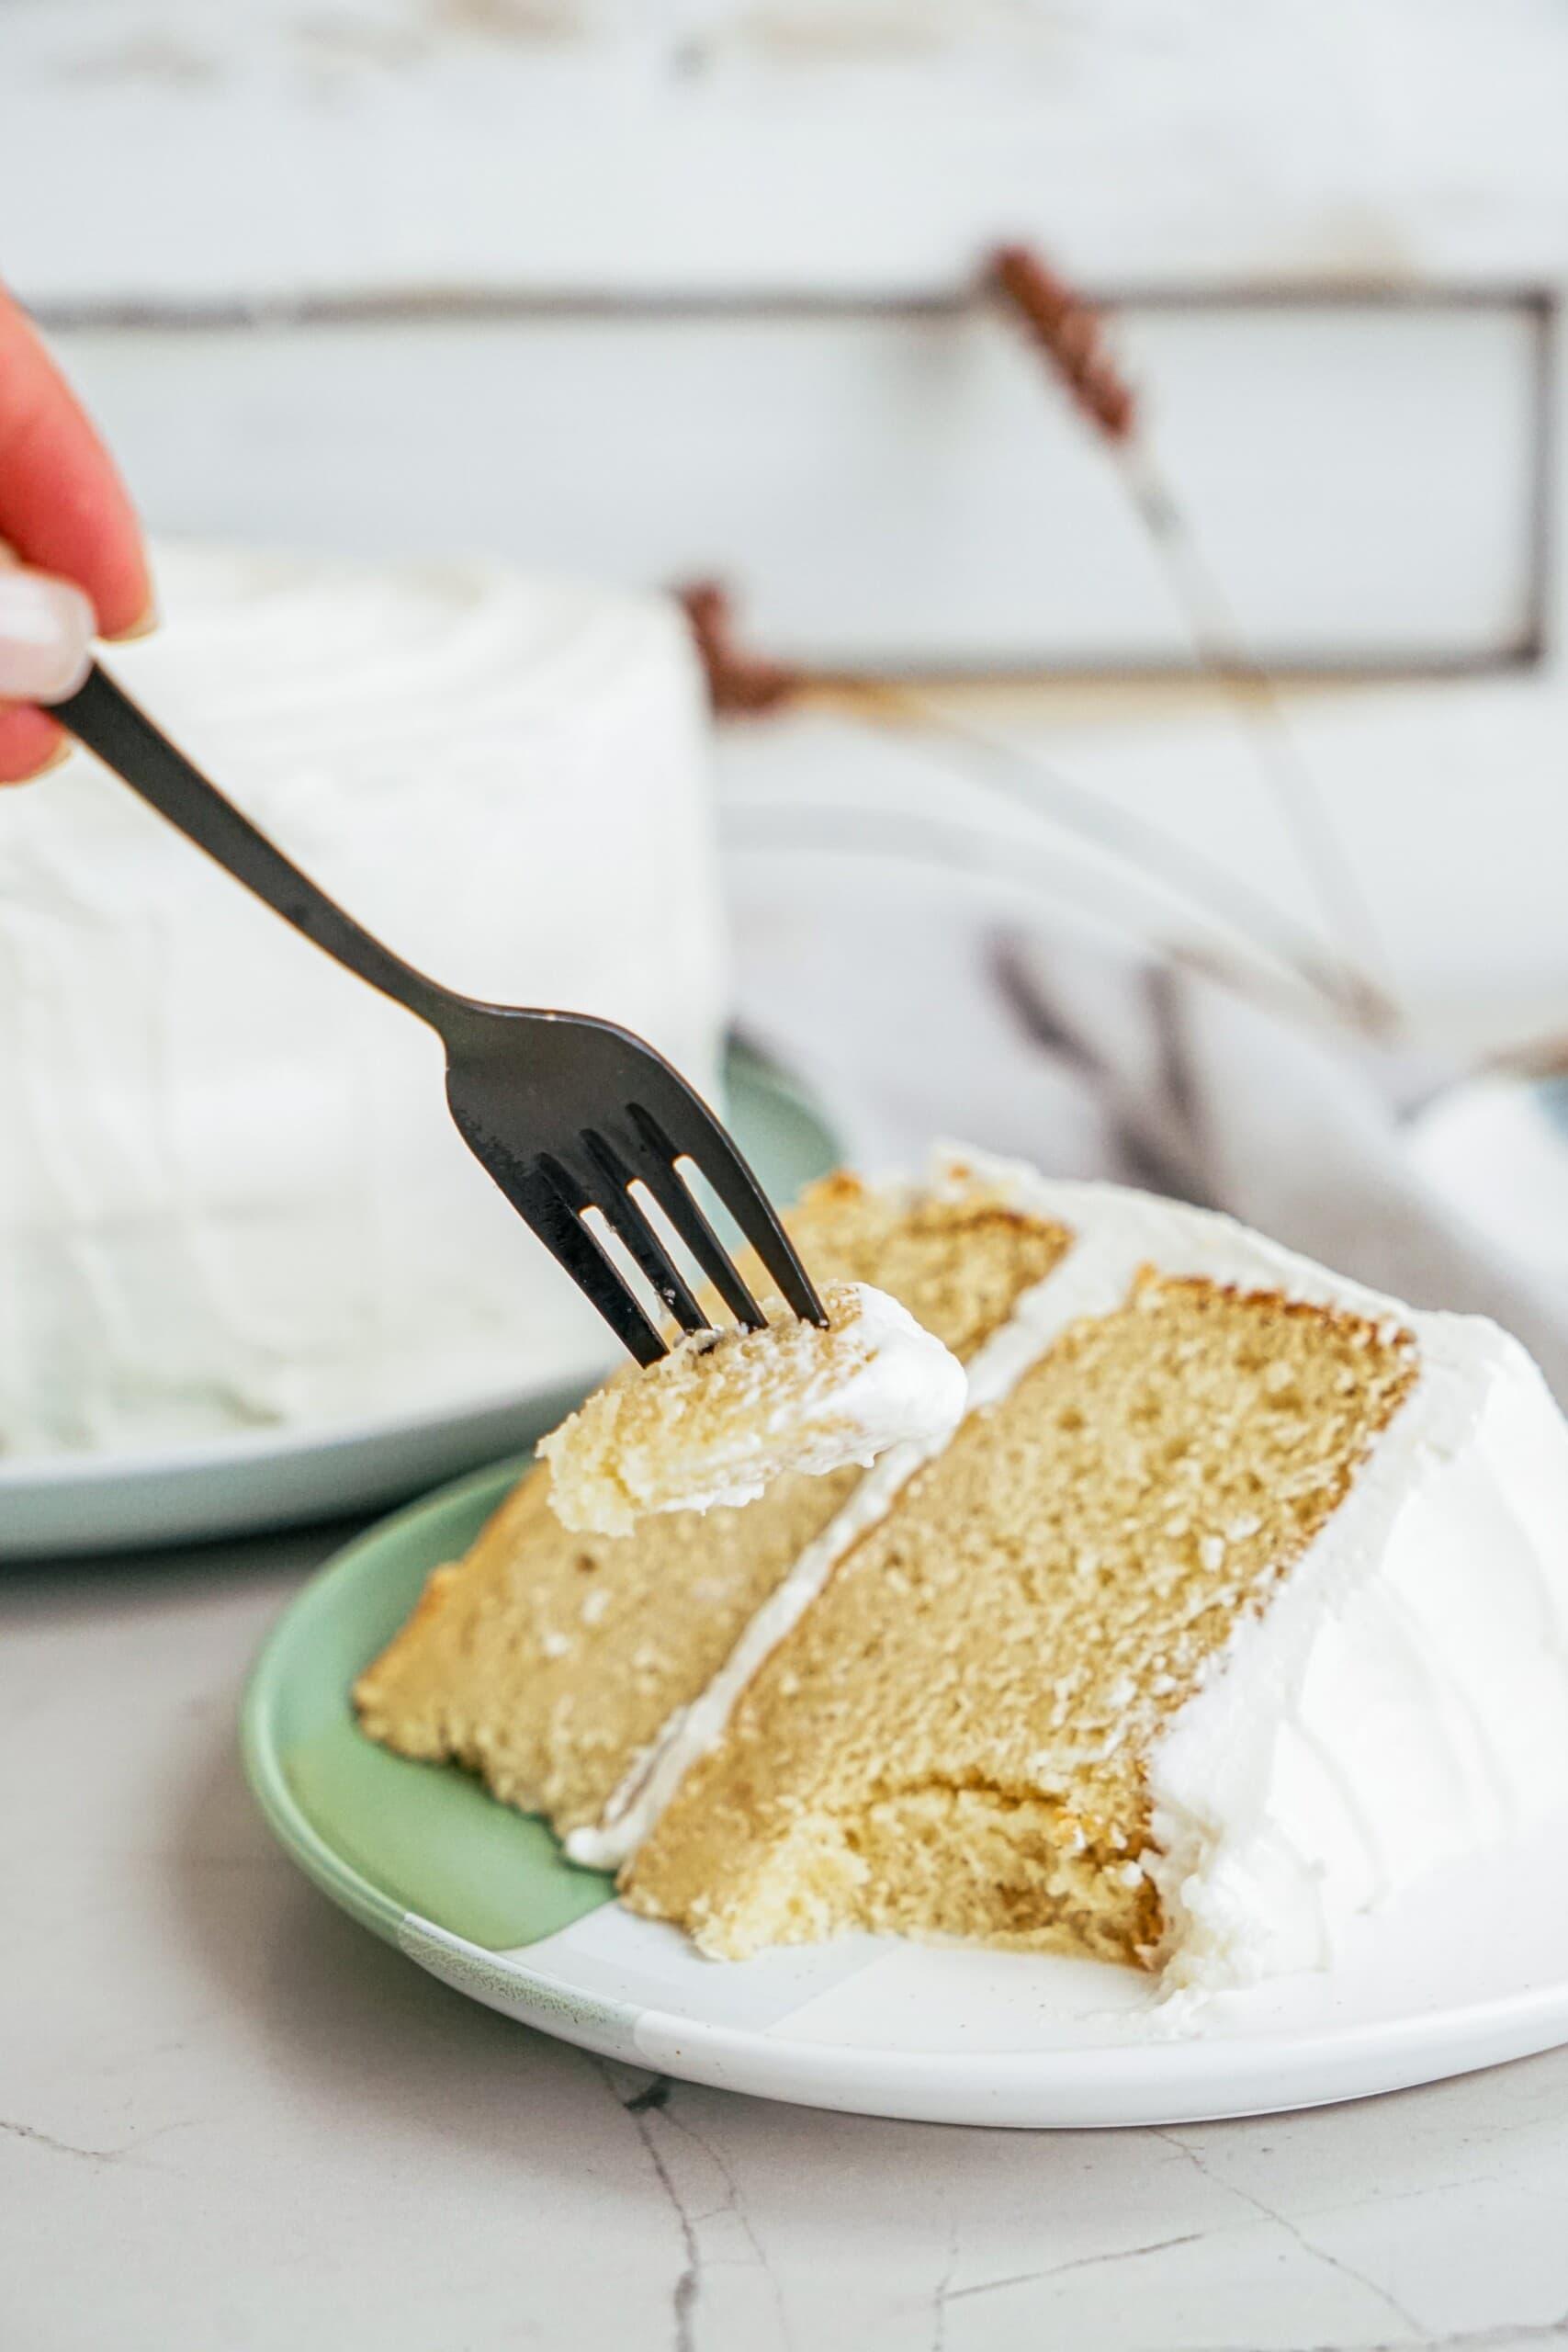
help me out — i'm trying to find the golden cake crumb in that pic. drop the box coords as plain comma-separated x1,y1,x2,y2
626,1270,1416,1962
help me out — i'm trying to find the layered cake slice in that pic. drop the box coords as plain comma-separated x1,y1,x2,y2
356,1154,1568,1989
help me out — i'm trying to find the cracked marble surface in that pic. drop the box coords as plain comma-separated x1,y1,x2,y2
5,1526,1568,2352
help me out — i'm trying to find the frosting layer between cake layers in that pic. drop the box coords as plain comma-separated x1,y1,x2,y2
572,1154,1568,1990
0,544,725,1456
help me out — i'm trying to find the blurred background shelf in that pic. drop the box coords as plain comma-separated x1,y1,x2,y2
39,287,1553,680
6,0,1568,1052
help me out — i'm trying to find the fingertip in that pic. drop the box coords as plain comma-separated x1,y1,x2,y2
87,542,156,643
103,584,160,643
0,289,153,641
32,734,74,775
0,705,70,783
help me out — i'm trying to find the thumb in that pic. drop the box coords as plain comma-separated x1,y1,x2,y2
0,563,96,782
0,563,95,704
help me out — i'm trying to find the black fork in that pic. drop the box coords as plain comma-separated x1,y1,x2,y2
54,662,827,1368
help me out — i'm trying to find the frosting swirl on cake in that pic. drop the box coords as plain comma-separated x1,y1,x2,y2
0,545,724,1455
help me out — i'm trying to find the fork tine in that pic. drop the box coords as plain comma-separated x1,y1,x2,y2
565,1132,712,1339
519,1161,668,1368
619,1109,770,1330
630,1095,829,1329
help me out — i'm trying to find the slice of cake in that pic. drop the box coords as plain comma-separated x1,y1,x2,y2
538,1282,967,1534
356,1152,1568,1989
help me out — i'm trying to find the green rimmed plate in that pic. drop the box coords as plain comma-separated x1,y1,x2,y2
243,1456,616,1951
238,1050,1568,2122
242,1466,1568,2127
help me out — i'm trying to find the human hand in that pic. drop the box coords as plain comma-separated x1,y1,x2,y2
0,285,152,782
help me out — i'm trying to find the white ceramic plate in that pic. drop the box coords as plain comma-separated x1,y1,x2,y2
3,1046,839,1559
415,1853,1568,2130
245,1456,1568,2130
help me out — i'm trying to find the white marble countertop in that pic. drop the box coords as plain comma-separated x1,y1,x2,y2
5,1521,1568,2352
3,0,1566,2329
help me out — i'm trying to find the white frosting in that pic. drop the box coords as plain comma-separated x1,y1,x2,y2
644,1283,968,1519
824,1282,970,1456
0,545,725,1457
1146,1295,1568,1990
568,1148,1568,1991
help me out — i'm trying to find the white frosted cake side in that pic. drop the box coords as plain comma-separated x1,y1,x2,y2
0,546,726,1456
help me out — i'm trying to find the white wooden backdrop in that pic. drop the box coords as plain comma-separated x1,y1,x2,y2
6,0,1565,307
6,0,1561,675
6,0,1568,1034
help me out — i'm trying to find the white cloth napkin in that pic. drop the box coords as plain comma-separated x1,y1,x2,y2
999,936,1568,1404
733,869,1568,1402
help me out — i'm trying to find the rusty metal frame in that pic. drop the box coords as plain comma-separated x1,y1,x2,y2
35,277,1556,684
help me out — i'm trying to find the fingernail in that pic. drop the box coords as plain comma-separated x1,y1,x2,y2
0,571,95,703
106,592,160,644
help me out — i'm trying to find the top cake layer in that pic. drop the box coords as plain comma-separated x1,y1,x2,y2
0,545,725,1454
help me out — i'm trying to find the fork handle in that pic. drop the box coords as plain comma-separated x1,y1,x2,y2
53,662,462,1034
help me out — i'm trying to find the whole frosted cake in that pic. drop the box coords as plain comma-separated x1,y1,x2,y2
0,546,724,1455
358,1153,1568,1991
